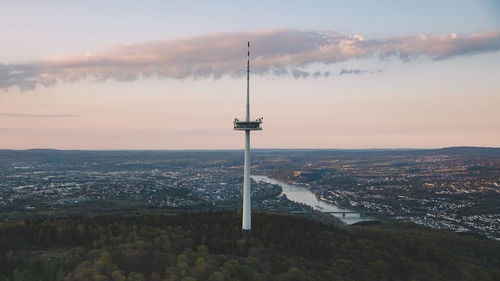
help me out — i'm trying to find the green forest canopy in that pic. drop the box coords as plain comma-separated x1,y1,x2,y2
0,211,499,281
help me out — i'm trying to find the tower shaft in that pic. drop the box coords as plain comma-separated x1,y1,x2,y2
242,130,251,230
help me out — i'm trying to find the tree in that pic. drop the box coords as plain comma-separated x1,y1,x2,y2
192,257,210,280
207,271,224,281
127,272,145,281
95,251,113,275
111,270,126,281
275,267,306,281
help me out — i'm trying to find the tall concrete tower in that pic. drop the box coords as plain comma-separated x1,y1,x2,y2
233,42,262,231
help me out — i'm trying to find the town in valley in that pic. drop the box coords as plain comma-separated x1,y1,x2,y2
1,147,498,239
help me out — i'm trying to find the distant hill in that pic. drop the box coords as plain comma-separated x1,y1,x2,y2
1,146,499,163
0,211,498,281
430,146,500,155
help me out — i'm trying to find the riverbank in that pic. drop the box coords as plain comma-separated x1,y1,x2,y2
252,175,374,225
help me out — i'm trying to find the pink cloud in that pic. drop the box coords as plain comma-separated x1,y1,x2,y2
1,29,500,90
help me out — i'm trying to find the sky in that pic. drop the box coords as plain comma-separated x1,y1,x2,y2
1,0,499,149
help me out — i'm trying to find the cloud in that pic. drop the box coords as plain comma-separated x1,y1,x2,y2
0,113,75,118
339,68,365,75
1,29,500,90
291,69,331,79
338,68,384,75
0,64,51,91
291,68,310,79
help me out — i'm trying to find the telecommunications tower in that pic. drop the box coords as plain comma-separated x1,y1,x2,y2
233,42,262,231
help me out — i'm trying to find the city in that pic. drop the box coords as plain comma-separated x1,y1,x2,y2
1,148,498,239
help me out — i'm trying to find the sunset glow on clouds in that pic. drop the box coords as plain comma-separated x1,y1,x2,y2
2,30,500,91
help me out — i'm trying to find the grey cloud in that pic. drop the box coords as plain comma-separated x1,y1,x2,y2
0,64,42,91
271,67,289,76
291,69,331,79
339,69,364,75
291,69,310,79
338,68,385,76
1,29,500,90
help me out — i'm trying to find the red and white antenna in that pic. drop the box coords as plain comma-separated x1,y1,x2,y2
246,41,250,122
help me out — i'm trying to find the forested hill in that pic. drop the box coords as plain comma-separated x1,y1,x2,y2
1,211,499,281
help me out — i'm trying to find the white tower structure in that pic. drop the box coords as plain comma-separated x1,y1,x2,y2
234,42,262,231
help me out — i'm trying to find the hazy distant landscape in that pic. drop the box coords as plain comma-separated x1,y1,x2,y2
1,147,498,239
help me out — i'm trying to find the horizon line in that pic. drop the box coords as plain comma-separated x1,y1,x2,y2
0,146,498,152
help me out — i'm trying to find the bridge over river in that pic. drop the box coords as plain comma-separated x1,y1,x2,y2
252,175,375,224
290,210,378,217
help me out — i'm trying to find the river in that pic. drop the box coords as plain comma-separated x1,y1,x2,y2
252,175,373,225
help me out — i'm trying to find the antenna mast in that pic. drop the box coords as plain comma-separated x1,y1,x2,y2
246,41,250,122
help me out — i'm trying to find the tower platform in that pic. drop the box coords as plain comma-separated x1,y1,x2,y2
233,118,263,131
